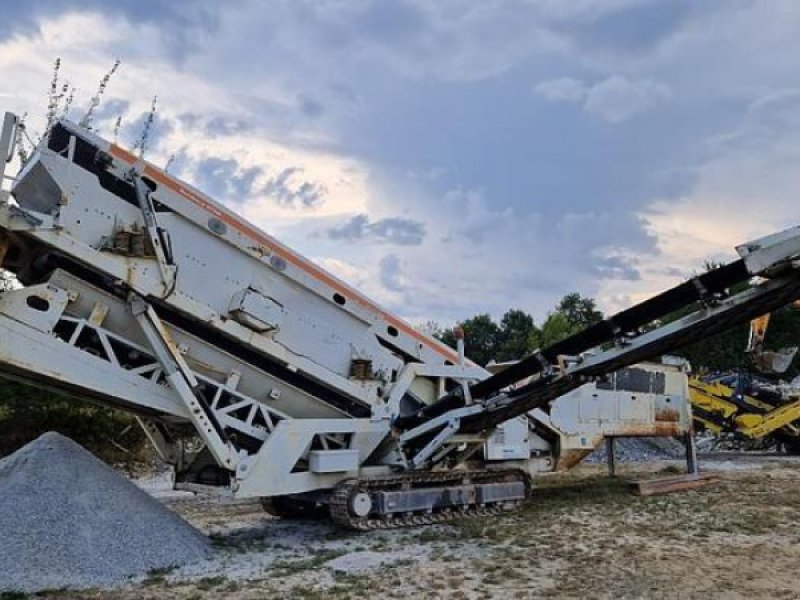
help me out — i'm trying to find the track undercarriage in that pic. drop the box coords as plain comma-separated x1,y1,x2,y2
261,469,531,530
328,469,530,530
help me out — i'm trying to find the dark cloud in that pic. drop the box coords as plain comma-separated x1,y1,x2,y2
355,0,426,42
0,1,222,55
192,158,325,208
0,0,222,58
205,115,253,138
297,94,324,118
326,214,426,246
554,1,695,54
263,167,326,209
195,157,263,202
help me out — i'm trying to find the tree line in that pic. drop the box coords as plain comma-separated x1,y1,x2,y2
435,293,603,367
434,292,800,377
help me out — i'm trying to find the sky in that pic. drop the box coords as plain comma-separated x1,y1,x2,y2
2,0,799,327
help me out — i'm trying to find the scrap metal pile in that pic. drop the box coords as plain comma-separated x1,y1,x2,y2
691,372,800,452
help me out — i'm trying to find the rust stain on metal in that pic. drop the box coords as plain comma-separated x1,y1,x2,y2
555,449,593,471
655,407,680,422
606,422,684,437
654,422,682,436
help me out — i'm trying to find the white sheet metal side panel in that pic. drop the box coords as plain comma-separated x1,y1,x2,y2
8,141,457,407
547,364,691,440
308,449,360,473
0,208,396,408
153,211,400,380
45,121,466,369
48,269,353,420
485,417,530,460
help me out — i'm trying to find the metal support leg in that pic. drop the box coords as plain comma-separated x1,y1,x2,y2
684,433,698,474
130,295,236,470
136,417,177,463
409,420,460,469
606,437,616,476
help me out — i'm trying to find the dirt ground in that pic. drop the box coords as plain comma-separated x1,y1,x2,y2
25,453,800,599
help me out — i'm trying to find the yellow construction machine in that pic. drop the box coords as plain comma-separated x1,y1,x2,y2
689,310,800,452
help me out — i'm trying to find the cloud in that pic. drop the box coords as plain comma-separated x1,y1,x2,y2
584,75,671,122
532,77,587,103
0,1,223,56
591,254,641,281
326,214,426,246
194,157,263,202
120,110,175,155
87,97,130,127
263,167,326,209
297,94,324,117
535,75,671,122
379,254,406,292
5,1,800,328
555,0,694,55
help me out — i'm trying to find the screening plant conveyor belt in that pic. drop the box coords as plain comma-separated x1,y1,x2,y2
397,258,800,435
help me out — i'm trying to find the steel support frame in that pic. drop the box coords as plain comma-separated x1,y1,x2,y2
130,295,237,468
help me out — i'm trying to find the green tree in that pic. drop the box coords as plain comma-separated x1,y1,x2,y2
443,314,500,367
496,309,538,362
538,312,576,347
534,293,604,348
0,381,146,460
556,292,603,330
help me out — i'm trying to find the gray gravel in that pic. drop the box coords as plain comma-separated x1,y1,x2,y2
585,436,686,464
0,432,211,593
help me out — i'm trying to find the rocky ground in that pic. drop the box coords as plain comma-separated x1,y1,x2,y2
11,452,799,600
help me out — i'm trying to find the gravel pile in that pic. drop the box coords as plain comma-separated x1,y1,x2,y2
0,432,211,593
585,436,686,464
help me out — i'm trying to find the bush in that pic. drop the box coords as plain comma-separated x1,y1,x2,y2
0,379,148,464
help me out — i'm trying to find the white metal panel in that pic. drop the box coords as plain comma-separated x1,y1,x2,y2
308,450,360,473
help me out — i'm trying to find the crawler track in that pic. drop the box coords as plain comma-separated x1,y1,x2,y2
329,469,530,530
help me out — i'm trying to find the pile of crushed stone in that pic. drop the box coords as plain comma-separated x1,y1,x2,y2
0,432,211,593
585,436,687,464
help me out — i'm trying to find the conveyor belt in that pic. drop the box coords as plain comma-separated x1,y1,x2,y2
471,259,749,399
396,260,800,435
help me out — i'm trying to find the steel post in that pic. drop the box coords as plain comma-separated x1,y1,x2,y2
606,437,616,476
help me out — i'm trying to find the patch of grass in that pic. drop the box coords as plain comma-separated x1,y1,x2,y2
659,464,684,475
270,548,348,575
142,565,176,586
33,588,68,597
0,592,28,600
415,526,458,543
208,533,232,548
289,585,327,600
330,572,372,596
196,575,226,591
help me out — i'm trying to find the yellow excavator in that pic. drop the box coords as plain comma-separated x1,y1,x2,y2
689,309,800,452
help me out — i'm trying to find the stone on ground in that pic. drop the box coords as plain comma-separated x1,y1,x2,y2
0,432,211,593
